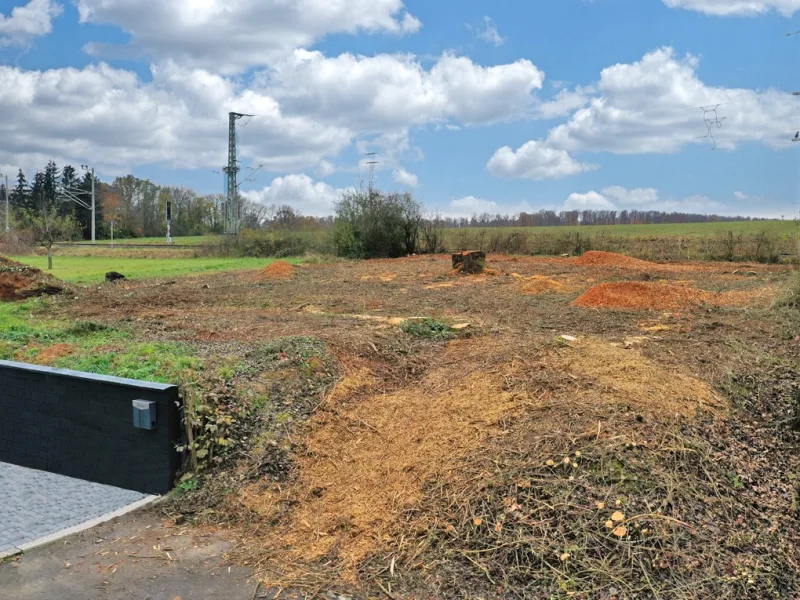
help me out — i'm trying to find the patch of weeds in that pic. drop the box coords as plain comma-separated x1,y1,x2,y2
57,342,201,383
176,474,199,495
401,318,455,340
0,341,15,360
63,321,111,336
772,270,800,309
261,336,334,375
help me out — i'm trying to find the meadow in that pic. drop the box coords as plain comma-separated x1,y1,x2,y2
89,235,220,246
10,255,300,284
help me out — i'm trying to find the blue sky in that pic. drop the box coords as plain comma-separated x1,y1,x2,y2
1,0,800,218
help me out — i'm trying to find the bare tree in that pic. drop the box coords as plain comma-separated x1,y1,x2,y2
19,208,80,270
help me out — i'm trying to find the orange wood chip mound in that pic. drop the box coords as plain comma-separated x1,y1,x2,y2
572,281,714,310
254,260,297,280
575,251,656,269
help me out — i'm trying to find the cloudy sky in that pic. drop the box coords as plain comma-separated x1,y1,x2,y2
1,0,800,218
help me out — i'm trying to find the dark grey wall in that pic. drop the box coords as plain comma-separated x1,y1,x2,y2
0,360,181,494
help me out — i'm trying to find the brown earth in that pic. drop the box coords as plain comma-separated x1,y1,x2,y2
26,252,799,599
32,343,75,364
0,256,66,301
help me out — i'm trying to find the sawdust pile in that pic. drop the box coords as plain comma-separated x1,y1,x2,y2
561,338,724,418
254,260,297,281
575,251,656,269
573,281,772,310
572,281,714,310
520,275,569,295
241,339,523,575
0,256,65,301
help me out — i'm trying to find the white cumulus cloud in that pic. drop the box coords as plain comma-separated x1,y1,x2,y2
0,46,546,177
487,141,598,180
0,0,62,47
602,186,659,204
565,191,617,210
242,174,351,217
264,50,544,129
77,0,421,74
489,47,799,181
393,168,418,187
662,0,800,16
444,196,533,218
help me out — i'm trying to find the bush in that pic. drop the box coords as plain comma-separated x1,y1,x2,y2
227,229,333,258
333,190,421,258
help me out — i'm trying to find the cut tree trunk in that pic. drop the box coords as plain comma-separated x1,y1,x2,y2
452,250,486,274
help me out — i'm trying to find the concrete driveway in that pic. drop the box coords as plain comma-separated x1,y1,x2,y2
0,462,156,559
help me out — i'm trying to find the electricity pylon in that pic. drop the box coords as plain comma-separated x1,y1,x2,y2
223,112,253,235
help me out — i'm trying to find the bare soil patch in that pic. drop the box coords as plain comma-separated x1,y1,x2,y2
32,343,75,364
0,256,66,301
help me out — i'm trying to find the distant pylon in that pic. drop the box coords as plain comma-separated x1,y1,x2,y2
222,112,253,235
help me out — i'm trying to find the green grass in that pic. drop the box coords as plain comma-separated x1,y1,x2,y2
57,341,202,383
0,300,201,383
89,235,219,246
9,255,302,283
445,220,798,239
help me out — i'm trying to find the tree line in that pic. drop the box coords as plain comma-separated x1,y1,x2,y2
0,161,771,244
438,209,767,229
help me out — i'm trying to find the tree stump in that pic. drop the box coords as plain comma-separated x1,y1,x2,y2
452,251,486,275
105,271,126,283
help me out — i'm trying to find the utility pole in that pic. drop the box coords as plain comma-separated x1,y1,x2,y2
222,112,254,235
59,164,96,243
90,167,95,244
3,173,8,233
364,152,378,197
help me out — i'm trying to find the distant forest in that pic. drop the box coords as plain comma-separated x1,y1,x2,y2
431,210,769,229
0,161,771,241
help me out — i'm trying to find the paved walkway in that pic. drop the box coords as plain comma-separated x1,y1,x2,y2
0,462,154,558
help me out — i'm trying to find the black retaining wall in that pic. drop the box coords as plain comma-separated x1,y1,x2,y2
0,360,181,494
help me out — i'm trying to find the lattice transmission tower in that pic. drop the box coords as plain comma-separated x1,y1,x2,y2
223,111,253,235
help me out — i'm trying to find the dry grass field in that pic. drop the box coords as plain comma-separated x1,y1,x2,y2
3,251,800,599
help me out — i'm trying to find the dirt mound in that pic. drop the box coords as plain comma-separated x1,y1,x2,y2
0,256,65,301
240,338,524,577
572,281,713,310
575,251,656,269
254,260,297,281
521,275,569,295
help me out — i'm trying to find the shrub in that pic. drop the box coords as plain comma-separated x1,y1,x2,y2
333,190,421,258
